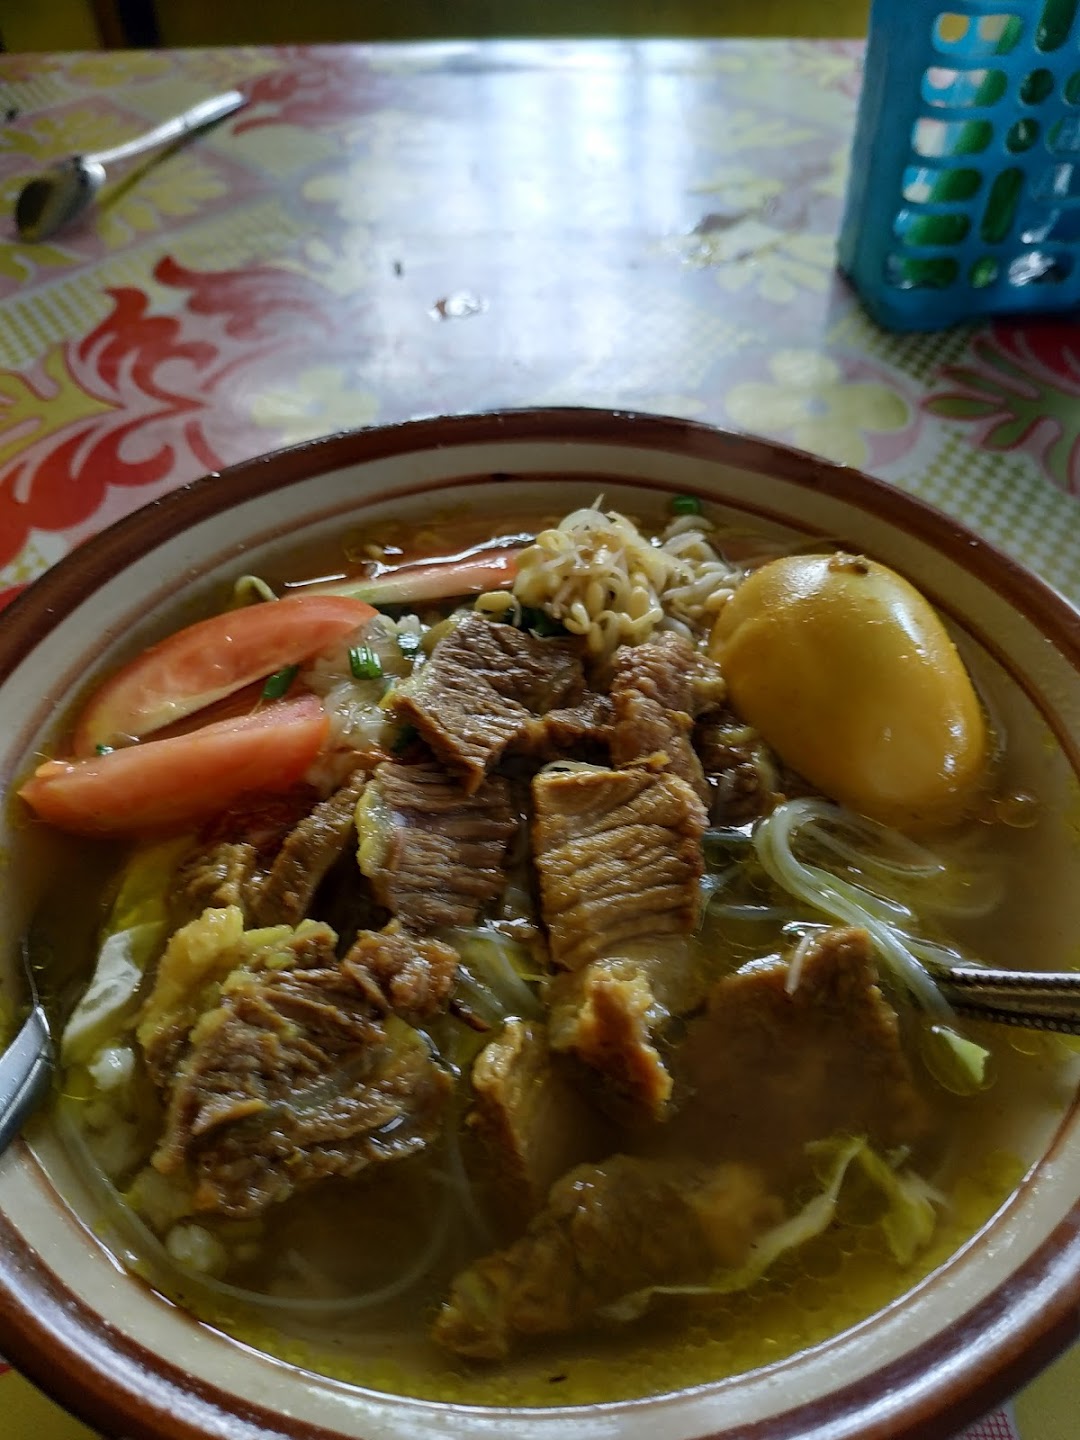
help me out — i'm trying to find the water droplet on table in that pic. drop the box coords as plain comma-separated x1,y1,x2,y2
429,291,487,320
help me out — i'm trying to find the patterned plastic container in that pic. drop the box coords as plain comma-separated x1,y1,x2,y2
838,0,1080,330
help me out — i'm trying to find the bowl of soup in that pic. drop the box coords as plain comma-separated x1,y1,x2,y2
2,409,1080,1440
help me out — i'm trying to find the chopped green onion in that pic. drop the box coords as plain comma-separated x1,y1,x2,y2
95,744,114,756
670,495,702,516
262,664,299,700
397,631,422,658
392,723,419,754
349,645,383,680
520,606,566,638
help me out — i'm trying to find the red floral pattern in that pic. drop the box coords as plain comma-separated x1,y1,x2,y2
4,36,1079,615
234,45,392,132
926,319,1080,493
0,255,378,574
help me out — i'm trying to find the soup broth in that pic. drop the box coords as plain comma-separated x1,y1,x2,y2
17,493,1080,1407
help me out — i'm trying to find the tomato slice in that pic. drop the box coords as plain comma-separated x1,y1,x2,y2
21,696,330,837
303,543,522,606
72,595,376,757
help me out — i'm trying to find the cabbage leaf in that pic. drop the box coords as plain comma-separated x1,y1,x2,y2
61,837,190,1064
602,1136,940,1322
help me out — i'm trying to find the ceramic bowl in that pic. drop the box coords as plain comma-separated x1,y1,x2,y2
2,410,1080,1440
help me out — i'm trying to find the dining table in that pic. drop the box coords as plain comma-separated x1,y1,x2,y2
1,33,1079,1440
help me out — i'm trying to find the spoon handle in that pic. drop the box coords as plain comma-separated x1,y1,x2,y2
84,89,246,169
0,1005,53,1155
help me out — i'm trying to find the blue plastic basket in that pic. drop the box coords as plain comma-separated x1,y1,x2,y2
838,0,1080,330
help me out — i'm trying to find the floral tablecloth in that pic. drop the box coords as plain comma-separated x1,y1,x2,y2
1,36,1079,1440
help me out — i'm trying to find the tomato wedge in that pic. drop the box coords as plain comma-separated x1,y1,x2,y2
72,595,376,757
304,543,522,606
21,696,330,837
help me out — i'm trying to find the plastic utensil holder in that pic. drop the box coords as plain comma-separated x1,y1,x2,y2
838,0,1080,330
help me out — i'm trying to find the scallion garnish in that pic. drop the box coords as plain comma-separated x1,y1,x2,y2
520,606,565,637
397,631,422,658
349,645,383,680
671,494,702,516
392,723,419,753
262,664,299,700
95,743,114,756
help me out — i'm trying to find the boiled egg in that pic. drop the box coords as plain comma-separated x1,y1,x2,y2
710,552,989,831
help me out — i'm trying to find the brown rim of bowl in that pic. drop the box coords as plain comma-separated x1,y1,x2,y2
1,407,1079,1440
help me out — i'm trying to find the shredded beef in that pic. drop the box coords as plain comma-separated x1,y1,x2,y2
676,926,928,1172
173,785,350,929
694,708,781,826
611,631,724,717
390,613,583,791
433,1154,779,1358
608,633,723,803
173,841,258,924
469,1019,607,1219
342,921,459,1023
364,759,518,929
150,922,450,1217
547,941,708,1120
532,765,707,971
247,770,368,928
537,690,614,754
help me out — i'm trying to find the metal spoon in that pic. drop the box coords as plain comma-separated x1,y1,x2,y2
0,939,53,1154
14,88,246,243
934,963,1080,1036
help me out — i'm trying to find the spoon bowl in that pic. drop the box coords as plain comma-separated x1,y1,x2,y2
14,157,106,243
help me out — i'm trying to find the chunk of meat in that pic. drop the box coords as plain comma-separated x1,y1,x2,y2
433,1154,779,1359
695,708,781,826
173,841,258,925
612,631,726,718
611,692,705,800
201,785,325,854
532,765,707,971
469,1019,608,1219
676,926,928,1172
555,962,671,1115
150,924,450,1217
609,634,723,804
342,921,459,1023
248,770,368,927
537,690,614,754
138,911,345,1091
171,786,330,927
360,759,518,929
390,613,583,791
547,942,708,1120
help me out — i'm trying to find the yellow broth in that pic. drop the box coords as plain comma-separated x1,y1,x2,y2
37,502,1080,1407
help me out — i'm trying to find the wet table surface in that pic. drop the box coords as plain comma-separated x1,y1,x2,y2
1,37,1078,1440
